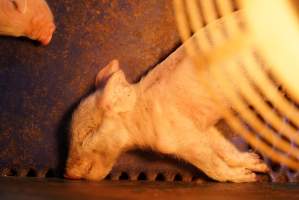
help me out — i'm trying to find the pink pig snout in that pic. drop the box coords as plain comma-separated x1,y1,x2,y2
27,20,56,46
23,0,56,45
0,0,56,45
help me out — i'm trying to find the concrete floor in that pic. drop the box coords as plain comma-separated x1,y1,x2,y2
0,177,299,200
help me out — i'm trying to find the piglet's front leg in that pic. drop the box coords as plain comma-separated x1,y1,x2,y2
172,126,268,183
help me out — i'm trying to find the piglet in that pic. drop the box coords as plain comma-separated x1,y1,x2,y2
65,43,269,183
0,0,55,45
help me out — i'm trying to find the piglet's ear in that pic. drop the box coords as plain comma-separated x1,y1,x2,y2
100,70,136,113
10,0,27,13
95,60,120,88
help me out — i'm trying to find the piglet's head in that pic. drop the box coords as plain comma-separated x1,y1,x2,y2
65,60,136,181
0,0,55,45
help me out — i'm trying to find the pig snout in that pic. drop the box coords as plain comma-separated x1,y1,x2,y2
25,17,56,45
24,0,56,45
65,152,109,181
65,154,92,180
0,0,56,45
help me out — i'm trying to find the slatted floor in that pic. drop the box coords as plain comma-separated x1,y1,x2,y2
0,177,299,200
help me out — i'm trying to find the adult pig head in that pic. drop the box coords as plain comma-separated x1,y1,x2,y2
0,0,55,45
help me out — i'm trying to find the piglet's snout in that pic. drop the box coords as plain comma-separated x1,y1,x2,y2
26,0,56,45
0,0,56,45
24,12,56,46
64,160,84,180
64,170,82,180
39,22,56,45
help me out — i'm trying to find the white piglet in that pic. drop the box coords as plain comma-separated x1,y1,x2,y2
65,44,269,183
0,0,55,45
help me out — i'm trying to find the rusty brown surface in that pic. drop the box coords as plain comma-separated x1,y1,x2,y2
1,177,299,200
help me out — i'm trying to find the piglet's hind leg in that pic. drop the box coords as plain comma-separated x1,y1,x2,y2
208,127,269,173
176,127,268,182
